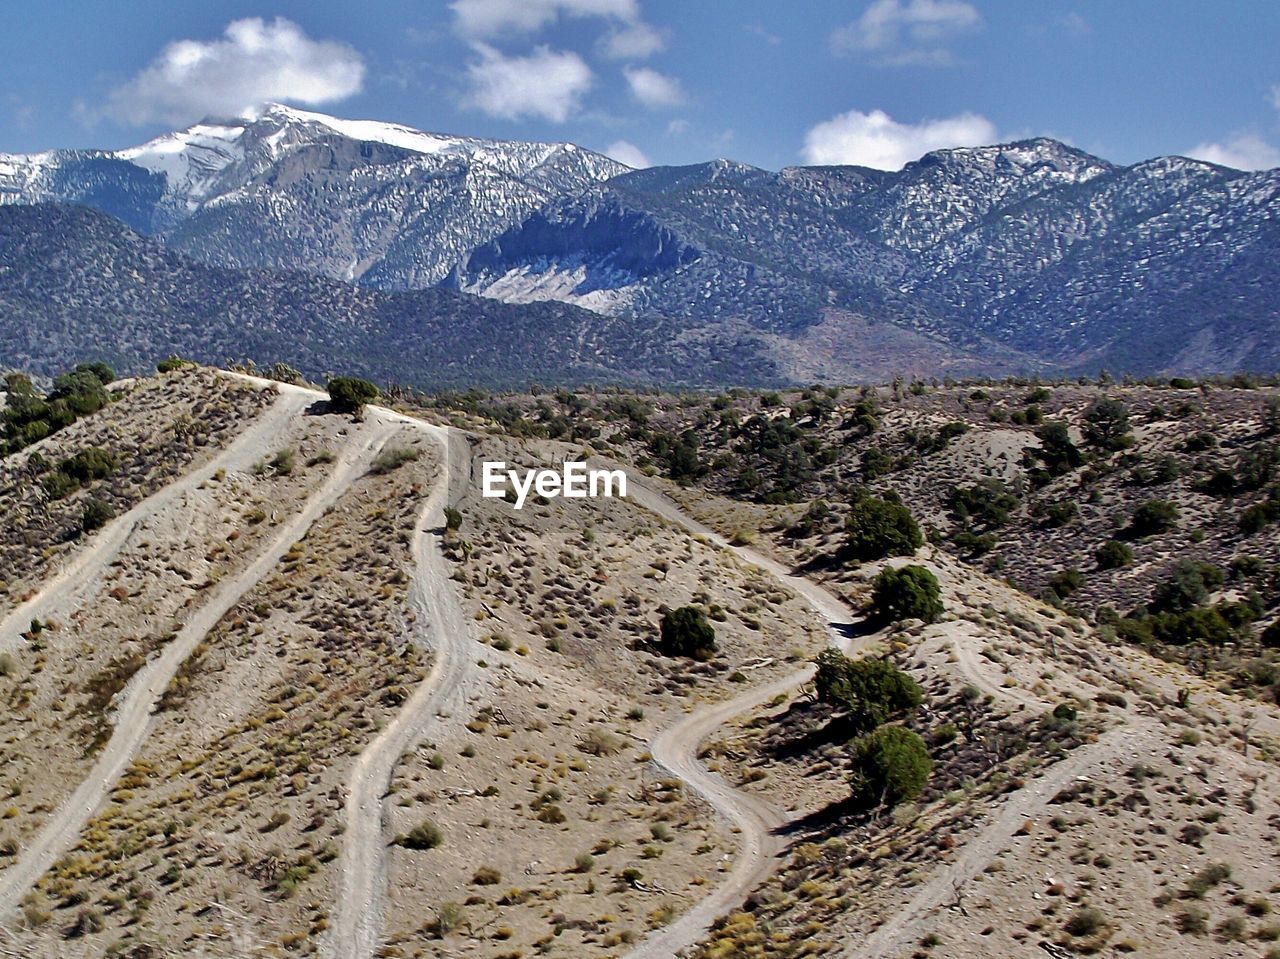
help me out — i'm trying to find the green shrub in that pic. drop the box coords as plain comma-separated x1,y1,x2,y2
327,376,379,414
444,506,464,531
269,448,295,475
73,361,115,386
950,480,1019,529
1095,540,1133,570
848,726,932,807
42,447,117,499
1036,499,1078,527
81,499,114,533
1150,559,1223,613
1047,568,1084,599
156,355,194,373
859,447,893,480
813,649,922,734
1151,607,1235,646
2,365,112,456
872,565,944,624
1064,906,1108,937
844,490,923,562
1239,488,1280,534
658,606,717,659
370,445,419,474
398,822,443,850
1130,499,1179,536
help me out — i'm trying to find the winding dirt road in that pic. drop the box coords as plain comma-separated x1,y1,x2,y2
618,479,865,959
326,411,485,959
0,406,397,923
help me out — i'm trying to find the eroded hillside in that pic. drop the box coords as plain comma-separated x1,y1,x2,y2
1,367,1277,959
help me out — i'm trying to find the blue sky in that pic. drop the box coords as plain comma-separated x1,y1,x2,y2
2,1,1279,171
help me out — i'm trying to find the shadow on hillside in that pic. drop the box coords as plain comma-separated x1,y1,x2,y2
774,794,868,841
829,618,880,640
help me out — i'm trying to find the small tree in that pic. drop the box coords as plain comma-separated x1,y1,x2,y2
872,565,944,624
844,490,922,562
1130,499,1179,536
1095,540,1133,570
813,649,923,734
660,606,721,660
73,362,115,386
327,376,379,415
950,479,1019,529
1150,559,1223,613
848,725,932,807
658,606,717,659
1260,621,1280,649
1083,398,1132,451
1033,420,1082,476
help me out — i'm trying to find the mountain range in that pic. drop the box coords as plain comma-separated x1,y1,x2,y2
2,103,1277,386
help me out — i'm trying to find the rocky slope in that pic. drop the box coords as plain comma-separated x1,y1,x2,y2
453,140,1280,377
2,108,1278,383
0,103,627,288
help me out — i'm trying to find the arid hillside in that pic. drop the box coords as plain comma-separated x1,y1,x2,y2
0,366,1277,959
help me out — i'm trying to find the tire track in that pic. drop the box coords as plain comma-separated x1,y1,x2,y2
326,413,484,959
0,386,306,657
0,415,397,921
844,724,1152,959
618,479,863,959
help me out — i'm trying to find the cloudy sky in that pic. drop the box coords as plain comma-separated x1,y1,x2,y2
3,1,1279,171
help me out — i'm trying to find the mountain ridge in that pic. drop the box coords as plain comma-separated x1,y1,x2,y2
1,106,1278,384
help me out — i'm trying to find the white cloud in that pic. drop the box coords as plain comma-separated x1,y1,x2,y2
744,23,783,46
600,21,667,59
802,108,996,170
102,17,364,126
1056,12,1091,36
832,0,980,65
451,0,637,37
1271,84,1280,112
605,139,650,167
463,43,593,122
1187,132,1280,171
666,118,690,136
623,66,684,108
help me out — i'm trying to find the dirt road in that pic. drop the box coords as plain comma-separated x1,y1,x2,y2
0,387,307,657
325,412,485,959
0,412,396,922
619,478,864,959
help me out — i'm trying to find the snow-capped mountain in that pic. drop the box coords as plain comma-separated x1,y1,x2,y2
2,108,1278,383
450,138,1280,376
0,103,628,286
